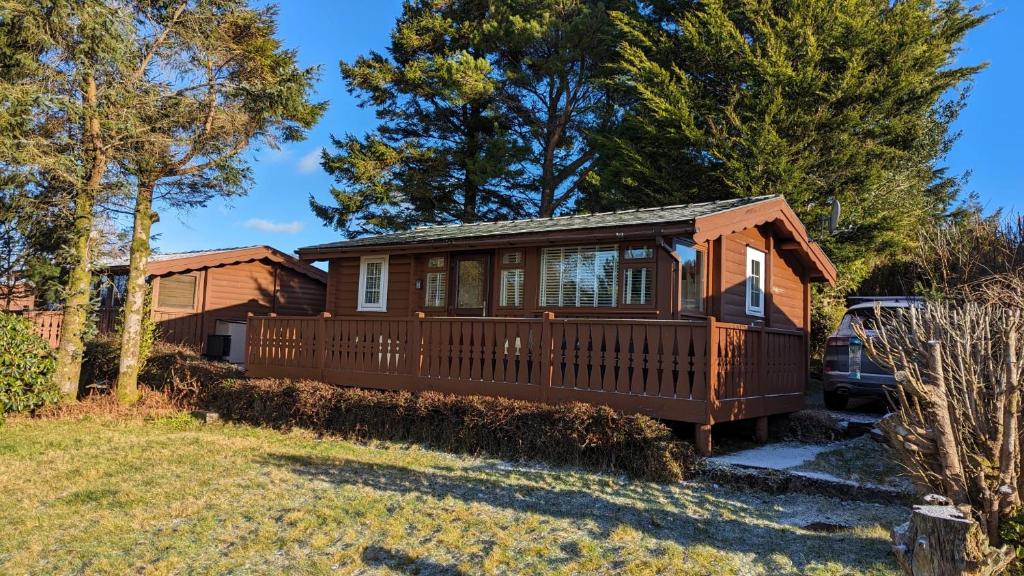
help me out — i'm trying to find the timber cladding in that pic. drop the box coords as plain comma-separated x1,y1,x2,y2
85,246,329,353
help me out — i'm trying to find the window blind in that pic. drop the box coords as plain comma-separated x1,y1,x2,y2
500,269,523,307
425,272,446,308
540,246,618,307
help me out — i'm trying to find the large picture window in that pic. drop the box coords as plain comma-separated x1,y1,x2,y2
157,275,196,310
358,255,389,312
674,240,705,312
540,246,618,308
745,246,766,317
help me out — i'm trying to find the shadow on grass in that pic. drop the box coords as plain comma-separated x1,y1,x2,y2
361,546,469,575
260,451,895,573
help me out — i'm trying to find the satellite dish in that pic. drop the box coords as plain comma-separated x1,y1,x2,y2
829,197,841,235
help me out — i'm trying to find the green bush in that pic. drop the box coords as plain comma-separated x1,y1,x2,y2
0,313,59,418
202,378,697,482
1001,514,1024,575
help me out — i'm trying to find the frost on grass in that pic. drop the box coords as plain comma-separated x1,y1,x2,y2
0,417,905,575
794,435,913,492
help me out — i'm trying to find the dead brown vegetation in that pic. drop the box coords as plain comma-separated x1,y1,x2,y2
72,335,696,482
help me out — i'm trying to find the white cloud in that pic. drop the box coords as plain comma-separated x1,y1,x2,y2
297,147,324,173
244,218,304,234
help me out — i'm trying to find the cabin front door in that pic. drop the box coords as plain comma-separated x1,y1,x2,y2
450,253,490,316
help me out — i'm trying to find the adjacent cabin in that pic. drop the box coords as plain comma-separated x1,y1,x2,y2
246,196,836,453
99,245,327,361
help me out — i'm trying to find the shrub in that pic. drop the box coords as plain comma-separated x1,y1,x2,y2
81,335,241,402
202,378,697,482
769,410,843,443
0,313,60,419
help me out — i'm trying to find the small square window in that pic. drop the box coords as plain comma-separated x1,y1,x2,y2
157,275,196,310
623,267,653,305
425,272,446,308
624,246,653,260
427,256,445,269
502,251,523,265
500,269,524,307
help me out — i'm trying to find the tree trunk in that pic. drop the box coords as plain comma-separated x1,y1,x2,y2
114,179,156,404
892,499,1014,576
53,74,105,399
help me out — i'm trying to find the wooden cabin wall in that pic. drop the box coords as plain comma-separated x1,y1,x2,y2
327,242,670,319
710,224,809,329
150,259,326,351
323,226,812,331
275,266,327,315
326,254,412,317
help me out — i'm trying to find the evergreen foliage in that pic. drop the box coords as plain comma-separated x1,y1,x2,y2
313,0,619,234
600,0,987,288
312,0,529,235
0,313,59,419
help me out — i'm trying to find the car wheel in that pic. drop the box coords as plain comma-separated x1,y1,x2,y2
824,390,849,411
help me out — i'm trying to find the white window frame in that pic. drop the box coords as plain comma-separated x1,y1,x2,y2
500,268,524,308
745,246,766,317
623,266,652,305
357,255,389,312
424,271,446,308
539,245,619,308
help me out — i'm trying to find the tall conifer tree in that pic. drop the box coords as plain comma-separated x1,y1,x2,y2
601,0,987,287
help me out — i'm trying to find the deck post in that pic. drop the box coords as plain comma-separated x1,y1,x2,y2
540,311,555,401
758,324,767,417
246,312,254,367
702,316,719,456
754,416,769,443
696,424,713,456
411,312,425,380
317,312,331,380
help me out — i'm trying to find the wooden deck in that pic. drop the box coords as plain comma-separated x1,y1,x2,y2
245,313,808,452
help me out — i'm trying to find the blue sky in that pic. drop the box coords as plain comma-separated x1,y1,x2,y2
150,0,1023,257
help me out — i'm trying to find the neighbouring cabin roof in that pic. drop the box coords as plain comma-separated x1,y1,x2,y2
299,195,837,285
98,245,327,284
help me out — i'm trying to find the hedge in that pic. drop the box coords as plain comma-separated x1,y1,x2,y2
80,337,697,482
202,378,696,482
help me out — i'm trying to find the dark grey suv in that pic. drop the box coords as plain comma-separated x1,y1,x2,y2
822,297,922,410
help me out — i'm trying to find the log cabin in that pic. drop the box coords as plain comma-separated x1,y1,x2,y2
247,196,836,452
98,245,327,362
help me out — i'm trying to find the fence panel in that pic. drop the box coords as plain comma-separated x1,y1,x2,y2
549,319,708,400
419,317,543,388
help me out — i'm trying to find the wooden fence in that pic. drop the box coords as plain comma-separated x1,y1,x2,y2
246,313,807,433
17,308,204,350
16,308,118,347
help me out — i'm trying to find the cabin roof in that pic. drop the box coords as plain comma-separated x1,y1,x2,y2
99,245,327,283
299,195,837,284
303,196,774,250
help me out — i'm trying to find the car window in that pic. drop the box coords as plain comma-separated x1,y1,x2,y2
838,309,880,336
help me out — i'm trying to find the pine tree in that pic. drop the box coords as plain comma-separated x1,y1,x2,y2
312,0,528,236
485,0,619,217
0,1,141,398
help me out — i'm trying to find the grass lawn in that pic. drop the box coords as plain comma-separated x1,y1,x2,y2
0,415,904,575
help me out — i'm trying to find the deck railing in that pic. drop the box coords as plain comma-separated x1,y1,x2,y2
246,313,807,427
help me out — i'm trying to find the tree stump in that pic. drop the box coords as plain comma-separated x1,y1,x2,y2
892,498,1014,576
